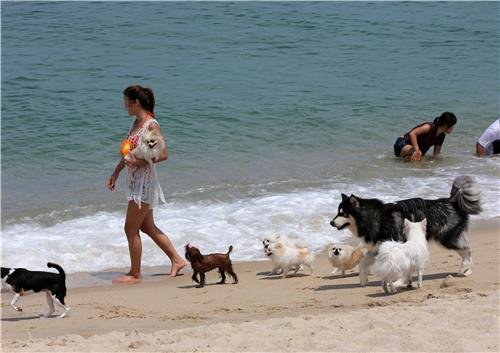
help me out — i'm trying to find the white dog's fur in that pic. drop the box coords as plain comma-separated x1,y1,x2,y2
128,129,165,163
327,244,366,276
372,218,429,294
263,235,305,275
266,240,314,278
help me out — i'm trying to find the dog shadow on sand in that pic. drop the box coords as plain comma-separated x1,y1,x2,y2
316,271,457,293
365,271,458,297
321,272,359,280
177,282,234,289
1,315,46,322
255,271,312,280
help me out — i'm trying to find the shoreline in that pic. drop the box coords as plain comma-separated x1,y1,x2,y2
63,217,500,289
2,218,499,351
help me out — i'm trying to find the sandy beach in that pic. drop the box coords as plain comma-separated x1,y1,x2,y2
2,219,499,352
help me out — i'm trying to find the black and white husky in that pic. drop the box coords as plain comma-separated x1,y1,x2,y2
330,175,481,286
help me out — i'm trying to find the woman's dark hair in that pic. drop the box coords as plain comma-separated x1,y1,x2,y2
433,112,457,128
123,85,155,114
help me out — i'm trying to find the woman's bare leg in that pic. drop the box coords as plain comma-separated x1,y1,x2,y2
113,201,150,284
141,210,187,277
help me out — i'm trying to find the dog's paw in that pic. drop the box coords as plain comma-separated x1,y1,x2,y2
461,268,472,277
387,283,397,294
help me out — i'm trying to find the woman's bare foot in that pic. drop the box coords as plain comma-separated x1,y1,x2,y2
112,274,141,284
169,260,187,277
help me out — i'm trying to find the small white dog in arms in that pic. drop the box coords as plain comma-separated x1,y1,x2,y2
127,128,166,164
266,240,314,278
372,218,429,294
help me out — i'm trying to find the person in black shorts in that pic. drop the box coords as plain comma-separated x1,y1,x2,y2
394,112,457,161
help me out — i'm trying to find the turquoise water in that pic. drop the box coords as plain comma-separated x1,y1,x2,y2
1,2,499,273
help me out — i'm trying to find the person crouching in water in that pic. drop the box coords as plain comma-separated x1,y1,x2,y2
394,112,457,162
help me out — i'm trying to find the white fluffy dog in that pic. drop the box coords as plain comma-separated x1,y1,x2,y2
128,129,165,163
327,244,365,276
372,218,429,294
263,235,305,275
266,239,314,278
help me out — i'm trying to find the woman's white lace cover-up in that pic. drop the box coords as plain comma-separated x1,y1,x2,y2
126,118,166,209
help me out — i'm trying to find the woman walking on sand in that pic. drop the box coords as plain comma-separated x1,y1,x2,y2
393,112,457,161
107,85,186,284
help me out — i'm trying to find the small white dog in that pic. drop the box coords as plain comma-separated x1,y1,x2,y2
263,235,305,275
127,129,165,163
266,240,314,278
327,244,365,276
372,218,429,294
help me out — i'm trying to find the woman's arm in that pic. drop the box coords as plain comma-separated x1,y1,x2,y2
475,142,485,157
408,123,431,161
107,158,126,191
433,144,442,157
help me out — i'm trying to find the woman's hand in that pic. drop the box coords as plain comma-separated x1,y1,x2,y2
107,174,118,191
411,149,422,162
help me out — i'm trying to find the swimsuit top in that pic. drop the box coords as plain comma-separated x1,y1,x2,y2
404,122,445,155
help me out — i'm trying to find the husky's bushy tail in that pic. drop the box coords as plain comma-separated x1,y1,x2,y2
450,176,481,215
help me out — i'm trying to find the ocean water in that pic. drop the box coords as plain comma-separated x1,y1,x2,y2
2,2,499,274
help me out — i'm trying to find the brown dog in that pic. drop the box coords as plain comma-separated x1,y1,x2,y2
184,244,238,288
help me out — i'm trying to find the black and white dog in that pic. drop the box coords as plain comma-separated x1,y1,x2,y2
330,176,481,286
1,262,71,318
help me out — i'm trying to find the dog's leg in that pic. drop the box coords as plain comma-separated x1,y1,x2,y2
192,271,200,284
197,272,206,288
341,270,345,277
387,281,397,294
417,269,423,288
457,247,473,277
405,274,413,288
52,294,71,319
217,268,226,284
10,293,22,312
331,267,338,275
42,292,55,318
282,266,289,279
444,229,473,276
381,279,389,294
359,250,375,286
226,266,238,284
306,264,314,274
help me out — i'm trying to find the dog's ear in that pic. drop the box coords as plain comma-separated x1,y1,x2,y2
341,193,348,201
420,218,427,230
349,195,360,208
403,218,411,232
